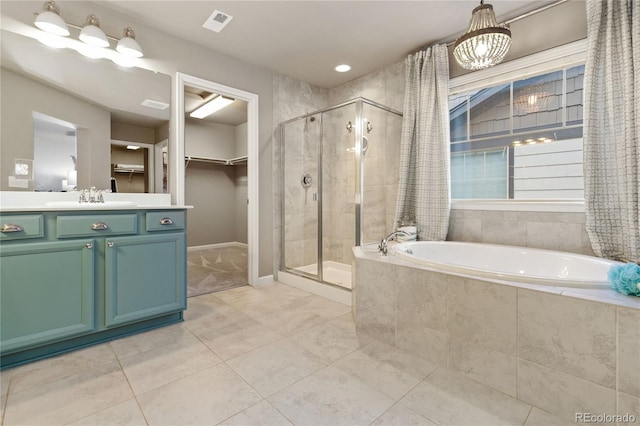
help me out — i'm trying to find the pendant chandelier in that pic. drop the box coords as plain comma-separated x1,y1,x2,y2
453,0,511,70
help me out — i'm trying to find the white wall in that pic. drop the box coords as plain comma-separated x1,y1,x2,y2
184,119,248,246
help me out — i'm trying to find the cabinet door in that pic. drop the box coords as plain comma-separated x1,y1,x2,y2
105,233,186,327
0,240,96,354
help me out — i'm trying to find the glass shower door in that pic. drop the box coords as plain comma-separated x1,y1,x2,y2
321,103,356,288
281,115,320,280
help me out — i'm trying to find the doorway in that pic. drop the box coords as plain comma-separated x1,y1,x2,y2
175,73,259,289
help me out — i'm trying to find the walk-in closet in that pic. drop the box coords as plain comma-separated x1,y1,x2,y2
183,85,248,296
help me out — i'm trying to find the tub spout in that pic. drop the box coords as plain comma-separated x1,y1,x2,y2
378,230,410,255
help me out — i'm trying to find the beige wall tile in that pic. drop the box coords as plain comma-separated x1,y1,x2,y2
518,360,616,423
448,338,517,398
448,275,517,355
526,221,584,254
354,259,397,345
397,269,448,332
518,290,616,388
618,308,640,398
395,266,448,365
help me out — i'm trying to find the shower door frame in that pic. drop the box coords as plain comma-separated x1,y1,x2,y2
279,97,402,287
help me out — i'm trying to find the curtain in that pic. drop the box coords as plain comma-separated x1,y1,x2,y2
584,0,640,262
394,45,451,240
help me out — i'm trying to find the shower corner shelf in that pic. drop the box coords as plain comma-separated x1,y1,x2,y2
185,155,247,168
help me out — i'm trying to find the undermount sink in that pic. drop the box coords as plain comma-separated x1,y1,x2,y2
44,201,137,208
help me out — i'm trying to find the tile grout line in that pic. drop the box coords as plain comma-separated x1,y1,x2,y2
114,351,151,426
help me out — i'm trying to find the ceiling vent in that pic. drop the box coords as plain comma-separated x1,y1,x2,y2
141,99,170,110
202,10,233,33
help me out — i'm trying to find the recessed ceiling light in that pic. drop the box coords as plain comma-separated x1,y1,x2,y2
335,64,351,73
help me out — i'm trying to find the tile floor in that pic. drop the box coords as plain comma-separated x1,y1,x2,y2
0,281,572,425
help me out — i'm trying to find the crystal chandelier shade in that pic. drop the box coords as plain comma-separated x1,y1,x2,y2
453,1,512,70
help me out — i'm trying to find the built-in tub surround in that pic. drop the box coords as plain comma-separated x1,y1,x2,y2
353,244,640,423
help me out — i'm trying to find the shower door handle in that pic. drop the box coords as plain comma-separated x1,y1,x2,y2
313,192,318,201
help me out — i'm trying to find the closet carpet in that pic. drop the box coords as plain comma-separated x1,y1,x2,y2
187,245,248,297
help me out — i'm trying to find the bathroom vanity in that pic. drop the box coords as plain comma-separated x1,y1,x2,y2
0,195,188,368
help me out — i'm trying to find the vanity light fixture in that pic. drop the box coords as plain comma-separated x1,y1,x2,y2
33,1,144,65
34,1,69,36
79,14,109,47
190,95,234,119
116,27,143,58
453,0,511,70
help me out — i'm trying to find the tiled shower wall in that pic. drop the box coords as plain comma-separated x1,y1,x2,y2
274,61,406,273
273,74,329,275
447,209,594,256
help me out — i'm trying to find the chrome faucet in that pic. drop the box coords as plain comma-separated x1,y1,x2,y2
78,186,107,203
378,230,410,255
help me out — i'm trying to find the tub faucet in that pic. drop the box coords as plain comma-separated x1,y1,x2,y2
378,230,410,255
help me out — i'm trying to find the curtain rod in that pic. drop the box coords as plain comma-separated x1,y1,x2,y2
419,0,569,51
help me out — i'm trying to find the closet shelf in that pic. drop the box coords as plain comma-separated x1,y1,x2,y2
185,155,247,168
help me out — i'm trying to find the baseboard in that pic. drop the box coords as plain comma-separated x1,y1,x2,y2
277,271,352,306
188,242,248,251
253,275,274,287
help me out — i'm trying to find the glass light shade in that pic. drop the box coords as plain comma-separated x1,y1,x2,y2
453,2,511,70
79,15,109,47
116,28,143,58
34,1,69,36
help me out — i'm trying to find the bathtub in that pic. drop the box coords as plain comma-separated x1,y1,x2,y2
392,241,623,288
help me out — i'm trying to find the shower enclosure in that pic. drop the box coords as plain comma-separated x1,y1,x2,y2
279,98,402,289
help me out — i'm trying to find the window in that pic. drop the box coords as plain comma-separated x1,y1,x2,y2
450,64,585,200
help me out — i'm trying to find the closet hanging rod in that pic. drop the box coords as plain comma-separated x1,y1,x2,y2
185,155,248,168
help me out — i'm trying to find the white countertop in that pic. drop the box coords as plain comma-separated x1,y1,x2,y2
0,191,191,212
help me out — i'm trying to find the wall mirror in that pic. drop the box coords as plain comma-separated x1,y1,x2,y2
0,21,171,193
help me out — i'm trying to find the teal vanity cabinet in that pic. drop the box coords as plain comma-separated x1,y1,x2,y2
0,208,187,368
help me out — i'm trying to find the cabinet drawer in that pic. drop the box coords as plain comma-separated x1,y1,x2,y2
146,211,185,232
0,215,44,241
57,214,137,238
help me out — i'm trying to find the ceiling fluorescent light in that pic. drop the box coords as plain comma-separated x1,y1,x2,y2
126,145,141,150
190,96,234,119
